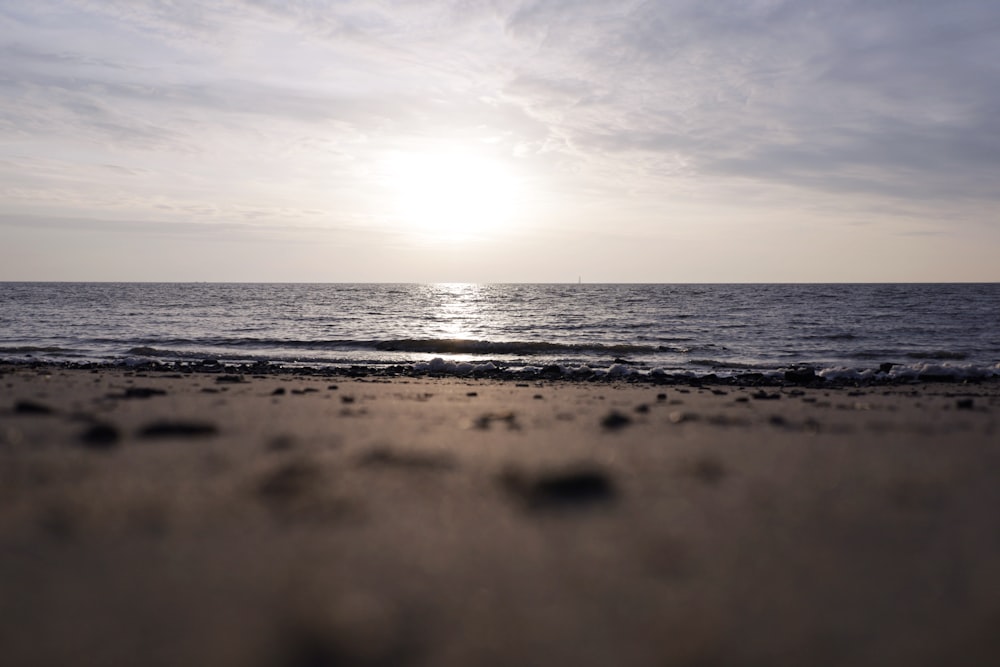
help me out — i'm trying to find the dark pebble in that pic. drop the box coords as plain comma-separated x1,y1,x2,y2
601,410,632,429
327,384,339,390
656,393,667,401
466,391,478,397
502,466,617,510
79,423,121,448
533,394,544,400
272,387,287,395
123,387,167,399
139,421,218,438
257,461,320,503
751,391,781,401
14,400,53,415
200,388,220,394
357,447,454,471
783,368,818,385
634,404,650,413
956,398,974,410
341,395,356,404
216,375,245,384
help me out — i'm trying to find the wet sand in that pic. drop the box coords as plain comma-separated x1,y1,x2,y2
2,365,1000,666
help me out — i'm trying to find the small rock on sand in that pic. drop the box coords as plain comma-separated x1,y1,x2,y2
138,421,218,438
601,410,632,430
501,465,617,511
79,423,121,448
357,447,455,471
122,387,167,399
14,400,54,415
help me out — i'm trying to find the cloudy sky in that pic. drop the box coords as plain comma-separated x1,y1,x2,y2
1,0,998,282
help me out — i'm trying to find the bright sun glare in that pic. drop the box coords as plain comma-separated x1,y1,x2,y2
381,150,521,241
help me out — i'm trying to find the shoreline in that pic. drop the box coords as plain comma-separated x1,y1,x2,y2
2,366,999,665
5,358,1000,388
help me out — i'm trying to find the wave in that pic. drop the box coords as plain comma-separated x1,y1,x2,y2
905,350,969,361
0,345,74,353
367,339,668,355
688,359,759,369
802,333,859,341
125,337,689,357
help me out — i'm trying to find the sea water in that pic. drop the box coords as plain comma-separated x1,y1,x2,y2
1,283,998,380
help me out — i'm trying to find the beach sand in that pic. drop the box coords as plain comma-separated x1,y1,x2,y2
2,365,999,666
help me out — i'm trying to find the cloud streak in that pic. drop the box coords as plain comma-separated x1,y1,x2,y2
1,0,998,280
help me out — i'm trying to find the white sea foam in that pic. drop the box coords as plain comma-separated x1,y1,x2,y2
411,357,500,374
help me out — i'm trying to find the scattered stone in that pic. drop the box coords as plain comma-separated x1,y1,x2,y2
656,393,667,401
711,389,728,396
123,387,167,399
14,400,53,415
601,410,632,430
501,465,617,511
634,404,650,414
466,391,478,397
139,420,218,438
200,388,220,394
272,387,287,395
340,395,356,404
751,391,781,401
79,423,120,448
473,412,519,430
533,394,544,400
768,415,788,427
357,447,454,471
216,374,245,384
292,388,319,395
257,460,321,504
956,398,975,410
784,367,818,385
327,384,339,390
669,411,698,424
879,362,895,374
734,396,749,403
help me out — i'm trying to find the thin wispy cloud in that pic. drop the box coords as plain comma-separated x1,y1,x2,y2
1,0,997,281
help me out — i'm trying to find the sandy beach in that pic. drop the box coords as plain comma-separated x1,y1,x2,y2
2,364,999,666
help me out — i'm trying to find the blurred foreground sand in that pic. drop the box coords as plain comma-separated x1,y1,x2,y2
2,366,1000,666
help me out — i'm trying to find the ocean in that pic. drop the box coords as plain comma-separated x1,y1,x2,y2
1,282,998,381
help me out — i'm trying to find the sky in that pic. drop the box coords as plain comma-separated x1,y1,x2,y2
1,0,998,283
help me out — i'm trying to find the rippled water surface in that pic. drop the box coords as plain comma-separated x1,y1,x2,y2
1,283,998,377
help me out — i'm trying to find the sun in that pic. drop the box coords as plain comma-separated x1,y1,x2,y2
380,149,522,241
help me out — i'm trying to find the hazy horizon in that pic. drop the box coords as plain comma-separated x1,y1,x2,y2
2,1,999,283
